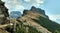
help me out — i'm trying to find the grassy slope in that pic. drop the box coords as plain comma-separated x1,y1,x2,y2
32,16,60,33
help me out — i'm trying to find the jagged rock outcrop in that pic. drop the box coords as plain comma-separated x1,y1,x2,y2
0,0,9,33
23,6,49,19
17,6,52,33
0,0,9,24
31,6,45,15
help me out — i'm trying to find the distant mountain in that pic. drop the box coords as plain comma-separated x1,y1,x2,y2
10,11,22,18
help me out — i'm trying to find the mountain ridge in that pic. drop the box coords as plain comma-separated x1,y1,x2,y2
0,0,60,33
17,6,52,33
17,6,60,33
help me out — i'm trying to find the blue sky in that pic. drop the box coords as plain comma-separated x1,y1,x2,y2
39,0,60,24
2,0,60,24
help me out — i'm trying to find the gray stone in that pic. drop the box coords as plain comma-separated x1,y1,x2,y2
0,0,9,24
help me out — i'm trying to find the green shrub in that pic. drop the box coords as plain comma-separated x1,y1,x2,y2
32,16,60,33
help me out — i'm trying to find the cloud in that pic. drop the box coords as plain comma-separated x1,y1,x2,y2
49,15,60,24
2,0,44,13
35,0,44,4
24,0,31,2
15,5,25,10
49,15,60,20
24,0,44,3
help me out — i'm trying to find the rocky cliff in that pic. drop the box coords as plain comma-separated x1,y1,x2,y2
23,6,49,19
0,0,9,24
0,0,9,33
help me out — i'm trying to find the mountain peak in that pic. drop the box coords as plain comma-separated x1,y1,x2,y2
23,6,49,18
31,6,45,15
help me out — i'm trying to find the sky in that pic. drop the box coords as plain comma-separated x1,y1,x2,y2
2,0,60,24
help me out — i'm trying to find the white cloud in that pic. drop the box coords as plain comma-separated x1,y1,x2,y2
24,0,31,2
35,0,44,4
49,15,60,20
49,15,60,24
31,0,44,7
2,0,44,13
15,5,25,10
24,0,44,3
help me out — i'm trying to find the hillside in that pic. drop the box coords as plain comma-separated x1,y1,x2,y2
0,0,60,33
17,6,60,33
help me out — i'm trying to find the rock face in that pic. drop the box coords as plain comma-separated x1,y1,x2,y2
31,6,45,15
23,6,49,19
0,0,9,24
17,6,52,33
0,0,9,33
